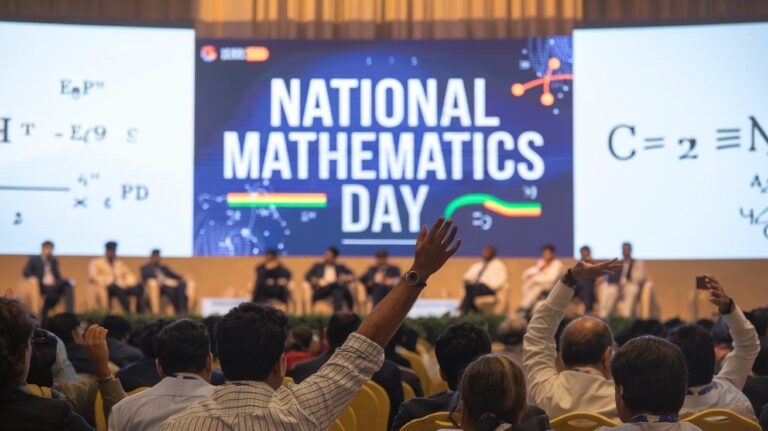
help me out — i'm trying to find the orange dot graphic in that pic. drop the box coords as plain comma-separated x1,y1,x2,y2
547,57,561,71
511,83,525,96
540,93,554,106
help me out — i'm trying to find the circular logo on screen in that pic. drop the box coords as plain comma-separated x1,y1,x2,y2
200,45,218,63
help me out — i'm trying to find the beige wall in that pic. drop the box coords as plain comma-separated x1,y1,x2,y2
2,255,765,320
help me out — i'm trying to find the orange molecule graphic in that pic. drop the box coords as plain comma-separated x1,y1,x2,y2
540,93,555,106
511,83,525,96
511,56,572,107
547,57,561,71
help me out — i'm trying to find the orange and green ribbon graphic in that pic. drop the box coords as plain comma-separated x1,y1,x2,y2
227,193,327,208
444,193,541,218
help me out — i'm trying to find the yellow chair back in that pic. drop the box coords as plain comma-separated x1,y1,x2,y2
25,384,52,398
682,408,761,431
94,391,107,431
400,411,456,431
550,412,619,431
398,349,433,395
363,380,390,431
402,381,416,400
338,406,358,431
329,419,346,431
349,384,380,431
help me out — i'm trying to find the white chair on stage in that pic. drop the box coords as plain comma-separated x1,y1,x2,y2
8,277,42,315
473,282,510,315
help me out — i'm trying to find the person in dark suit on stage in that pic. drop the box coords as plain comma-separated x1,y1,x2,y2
141,249,188,313
252,249,292,305
23,240,74,318
305,247,355,312
288,313,404,429
573,245,598,313
360,250,401,306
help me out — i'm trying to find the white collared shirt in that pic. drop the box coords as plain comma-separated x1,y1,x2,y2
109,373,214,431
463,258,508,291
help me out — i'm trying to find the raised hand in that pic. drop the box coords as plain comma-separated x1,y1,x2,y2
571,259,622,282
411,217,461,279
83,324,112,379
702,275,734,314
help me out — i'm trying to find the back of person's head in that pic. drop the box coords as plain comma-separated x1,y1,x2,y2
288,325,313,352
746,307,768,337
667,324,715,387
47,312,80,345
498,316,527,347
559,316,614,368
0,298,35,398
327,313,361,349
217,302,288,381
101,315,132,341
459,354,528,431
155,319,210,376
203,315,222,359
435,322,492,390
138,319,173,358
612,336,688,421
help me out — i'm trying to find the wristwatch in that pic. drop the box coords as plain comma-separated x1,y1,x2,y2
403,270,427,288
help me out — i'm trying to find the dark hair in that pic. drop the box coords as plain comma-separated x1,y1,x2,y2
667,324,715,387
375,249,388,259
612,336,688,415
137,319,173,358
460,354,528,431
746,308,768,337
0,298,35,397
216,302,288,381
327,313,361,349
265,249,278,258
754,343,768,375
47,312,80,345
101,315,132,340
435,322,492,390
202,315,222,359
42,240,54,248
559,317,614,367
288,325,313,351
497,317,527,347
155,319,210,375
579,245,590,252
542,243,555,253
150,249,160,256
327,247,339,257
105,241,117,251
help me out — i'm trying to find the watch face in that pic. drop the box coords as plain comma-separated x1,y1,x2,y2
406,271,419,284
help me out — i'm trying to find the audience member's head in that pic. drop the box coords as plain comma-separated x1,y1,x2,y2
616,319,664,346
559,317,614,377
667,324,715,388
753,343,768,376
458,354,528,431
375,249,388,265
746,307,768,338
541,243,556,261
497,316,527,348
137,319,173,358
622,242,632,259
202,315,222,360
0,298,35,398
579,245,591,261
326,313,361,350
435,322,492,391
611,336,688,422
287,325,314,352
102,315,132,342
47,312,81,345
155,319,212,382
482,245,497,261
41,240,54,257
216,303,288,385
324,246,339,264
105,241,118,258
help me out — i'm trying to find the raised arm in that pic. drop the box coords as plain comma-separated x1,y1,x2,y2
705,276,760,390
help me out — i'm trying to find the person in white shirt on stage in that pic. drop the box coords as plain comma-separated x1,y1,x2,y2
598,242,646,319
523,258,624,420
518,244,563,313
596,336,702,431
667,275,760,420
459,245,508,314
109,319,214,431
88,241,144,313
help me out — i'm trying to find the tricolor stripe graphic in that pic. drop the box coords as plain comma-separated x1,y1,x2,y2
227,193,327,208
444,193,541,218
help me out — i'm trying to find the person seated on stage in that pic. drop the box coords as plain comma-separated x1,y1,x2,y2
459,245,508,314
598,336,701,431
252,249,292,305
47,312,94,375
284,324,315,370
161,217,460,431
523,258,624,420
496,316,527,367
598,242,646,319
573,245,598,314
23,240,75,319
457,354,550,431
667,276,760,420
289,313,404,429
305,246,355,312
101,315,144,368
392,321,491,431
89,241,144,313
110,319,215,431
360,250,401,306
518,244,563,314
141,249,188,314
